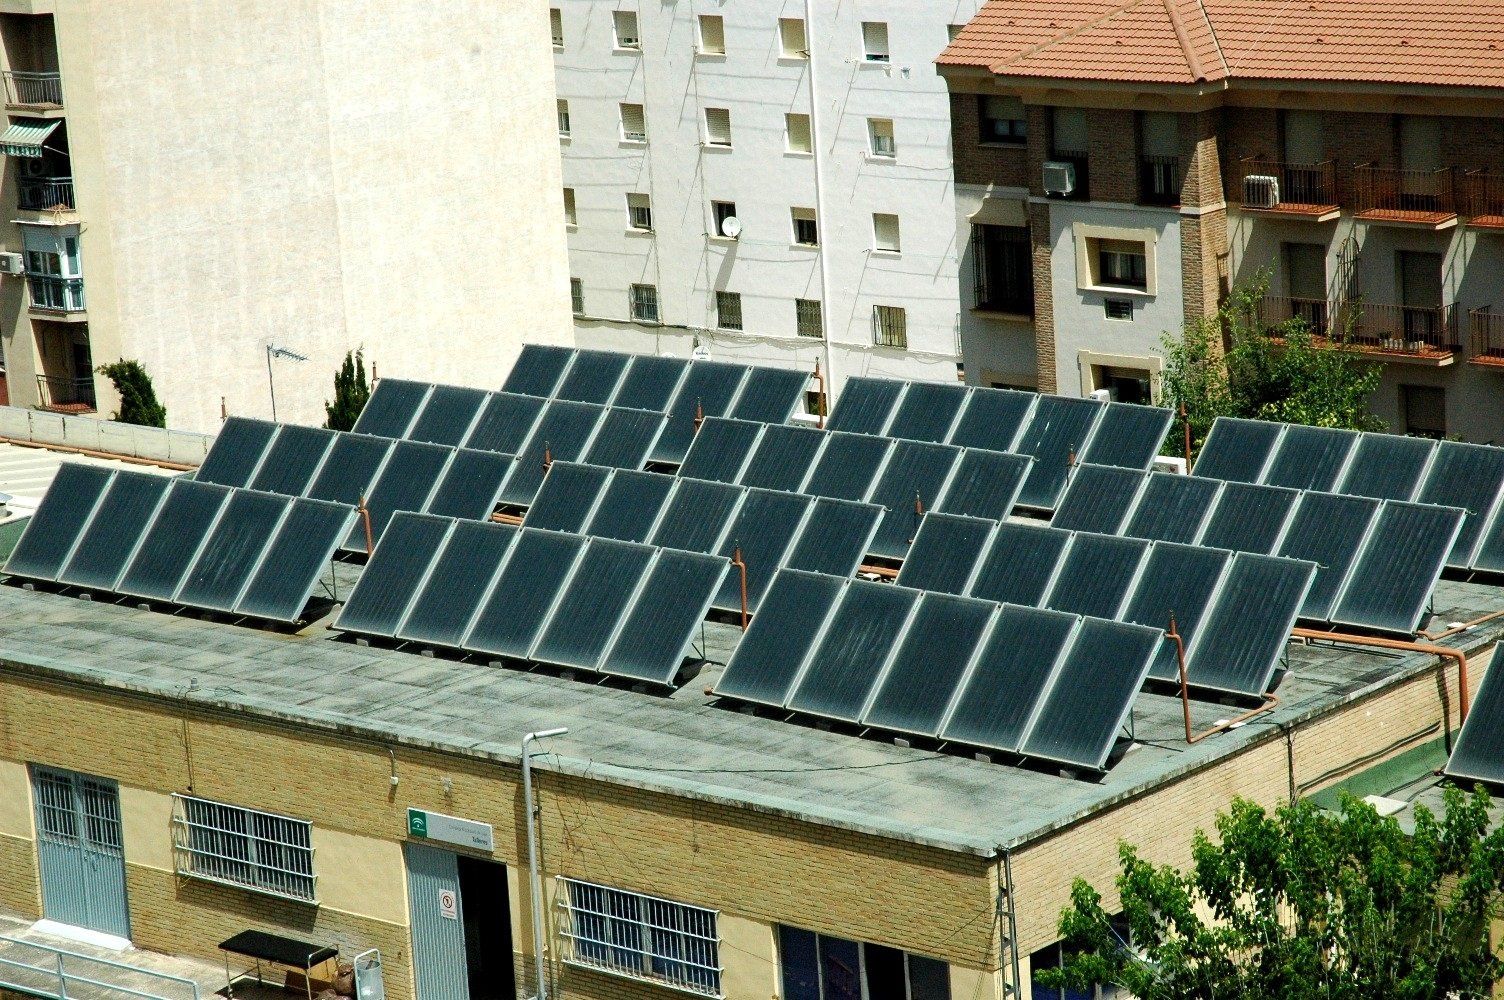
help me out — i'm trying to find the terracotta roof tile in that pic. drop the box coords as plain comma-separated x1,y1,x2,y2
940,0,1504,90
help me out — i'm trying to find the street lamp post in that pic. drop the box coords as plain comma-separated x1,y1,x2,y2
523,727,568,1000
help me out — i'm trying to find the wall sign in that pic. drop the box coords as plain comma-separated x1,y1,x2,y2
438,888,458,920
406,807,495,852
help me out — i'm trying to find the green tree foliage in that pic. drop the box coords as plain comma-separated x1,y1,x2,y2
1041,789,1504,1000
96,359,166,427
324,349,370,432
1162,273,1383,457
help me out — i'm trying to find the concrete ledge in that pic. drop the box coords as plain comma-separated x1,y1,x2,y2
0,406,210,467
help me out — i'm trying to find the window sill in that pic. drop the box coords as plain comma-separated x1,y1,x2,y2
777,54,810,63
702,143,733,152
619,140,648,149
977,140,1027,150
625,228,655,237
558,135,571,143
871,249,901,258
865,153,897,163
176,869,319,907
861,58,891,66
708,235,738,245
565,223,578,231
697,51,727,59
971,308,1034,322
791,243,820,250
613,46,642,54
784,150,813,158
1081,284,1153,298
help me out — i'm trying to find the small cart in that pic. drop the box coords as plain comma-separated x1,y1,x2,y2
219,930,338,1000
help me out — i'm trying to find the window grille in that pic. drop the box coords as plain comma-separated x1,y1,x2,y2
972,224,1033,314
558,877,722,997
786,114,812,154
621,104,647,143
172,794,316,903
557,100,571,137
631,284,660,323
550,8,564,46
795,299,822,339
873,305,907,348
571,278,584,316
716,291,742,331
704,108,732,147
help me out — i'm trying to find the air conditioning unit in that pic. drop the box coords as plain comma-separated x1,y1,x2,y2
1089,388,1112,402
0,253,24,276
1042,160,1076,197
1243,174,1280,209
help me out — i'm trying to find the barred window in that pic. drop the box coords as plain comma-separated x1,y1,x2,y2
795,298,822,339
716,291,742,331
571,278,585,316
631,283,660,323
559,877,721,996
172,794,316,903
873,304,907,348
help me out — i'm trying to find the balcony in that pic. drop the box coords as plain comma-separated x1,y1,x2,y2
2,70,61,110
1235,159,1339,220
1463,171,1504,230
17,175,72,211
35,373,94,413
1138,154,1180,206
27,274,84,313
1261,296,1459,363
1470,309,1504,367
1353,165,1458,229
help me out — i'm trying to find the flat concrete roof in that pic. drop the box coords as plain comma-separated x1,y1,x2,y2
2,575,1502,859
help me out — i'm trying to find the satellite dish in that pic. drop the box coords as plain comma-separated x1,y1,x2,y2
720,215,742,239
692,344,713,361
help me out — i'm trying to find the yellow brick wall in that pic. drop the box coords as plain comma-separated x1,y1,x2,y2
0,832,39,918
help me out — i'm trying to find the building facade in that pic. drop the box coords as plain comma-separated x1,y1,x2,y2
0,0,572,433
553,0,983,398
938,1,1504,443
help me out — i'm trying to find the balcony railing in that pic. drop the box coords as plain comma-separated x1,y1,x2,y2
1236,158,1338,209
1353,165,1457,220
1260,295,1330,332
1463,171,1504,223
1261,296,1460,354
18,176,73,211
3,71,62,107
1139,153,1180,206
1471,309,1504,362
27,274,84,312
36,373,95,411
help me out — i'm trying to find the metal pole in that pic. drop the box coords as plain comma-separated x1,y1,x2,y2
802,0,837,407
523,727,568,1000
265,345,277,422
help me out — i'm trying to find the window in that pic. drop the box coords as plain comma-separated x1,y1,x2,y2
979,95,1027,144
786,113,812,154
23,225,83,311
716,291,742,331
630,283,659,322
698,15,725,54
620,103,647,143
796,298,822,338
777,926,950,1000
868,118,895,158
704,107,732,147
1051,107,1090,199
1096,240,1147,290
711,200,738,239
557,99,571,138
1030,938,1128,1000
571,278,584,316
791,207,818,246
872,213,901,253
1139,111,1179,205
779,18,808,57
172,794,316,903
948,24,965,41
973,224,1032,314
613,10,640,49
627,192,653,231
559,877,720,997
1104,298,1133,320
873,305,907,348
550,7,564,47
563,187,577,226
1402,385,1446,438
861,21,890,62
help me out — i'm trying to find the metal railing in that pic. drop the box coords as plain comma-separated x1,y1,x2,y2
18,176,74,211
3,71,62,107
1236,158,1337,207
1471,308,1504,360
1354,164,1457,216
37,373,96,410
1138,153,1180,205
28,274,84,312
1261,297,1460,352
1260,295,1331,333
0,935,201,1000
1463,170,1504,219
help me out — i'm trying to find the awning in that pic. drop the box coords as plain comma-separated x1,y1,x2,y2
968,197,1027,228
0,120,59,158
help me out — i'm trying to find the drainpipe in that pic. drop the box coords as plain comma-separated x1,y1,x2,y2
1292,628,1471,724
523,727,568,1000
802,0,837,405
1169,616,1280,743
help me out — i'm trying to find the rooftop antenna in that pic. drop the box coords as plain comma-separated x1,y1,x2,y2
266,343,309,422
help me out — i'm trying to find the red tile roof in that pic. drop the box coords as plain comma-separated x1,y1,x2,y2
940,0,1504,90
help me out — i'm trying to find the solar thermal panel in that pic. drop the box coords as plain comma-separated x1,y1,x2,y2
250,425,336,496
933,450,1031,522
893,513,994,594
1123,473,1221,543
398,521,517,648
714,569,845,705
739,424,826,492
1414,442,1504,569
1012,396,1104,509
866,441,961,558
1126,542,1231,681
1335,433,1434,501
56,472,170,591
803,432,891,501
305,433,394,507
463,392,546,454
1050,464,1145,534
502,344,575,397
940,605,1078,754
1078,403,1172,470
712,489,807,612
343,440,449,550
602,548,729,684
1275,492,1381,621
1330,501,1465,635
1197,481,1298,554
408,385,490,446
580,407,666,469
781,498,882,578
649,478,742,552
885,382,968,443
196,418,276,488
500,400,606,505
352,378,430,439
614,355,689,411
786,581,918,721
531,539,657,670
525,462,611,533
1041,532,1149,620
1261,425,1357,493
555,350,631,405
653,361,749,464
726,367,807,424
947,388,1035,454
424,449,514,521
968,523,1071,605
334,513,451,636
862,592,995,736
175,490,290,612
1444,663,1504,786
117,481,231,602
825,377,903,435
1191,417,1283,483
584,469,675,542
1469,509,1504,575
1182,553,1315,696
677,418,763,484
464,529,587,658
235,498,355,621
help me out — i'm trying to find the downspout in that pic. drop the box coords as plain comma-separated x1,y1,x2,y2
802,0,837,405
523,727,569,1000
1168,616,1280,743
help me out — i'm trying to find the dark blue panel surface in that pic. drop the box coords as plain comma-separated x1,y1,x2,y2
399,521,517,648
196,418,276,488
305,433,393,507
934,450,1031,522
1445,659,1504,785
885,382,968,443
1124,473,1221,543
250,425,337,496
825,377,903,435
352,379,429,439
1184,553,1314,695
1331,501,1464,634
941,605,1077,753
1079,403,1173,470
1414,442,1504,568
555,350,630,404
803,432,891,501
866,441,961,559
947,389,1034,453
524,462,611,533
863,593,995,736
1127,542,1230,681
727,367,807,424
713,489,807,612
501,344,575,397
501,400,606,505
1336,433,1435,501
1050,464,1144,534
117,482,230,601
1261,425,1357,493
1042,532,1149,619
465,529,587,658
1013,396,1104,509
235,498,354,621
532,539,656,670
787,581,918,721
653,362,749,463
614,355,688,411
57,472,170,591
894,513,993,595
408,385,491,446
334,513,451,636
1275,492,1380,621
714,570,844,705
424,449,514,521
1191,417,1282,483
649,479,742,552
603,549,728,684
968,523,1070,605
345,440,449,549
176,490,289,611
739,424,826,492
677,418,763,485
584,470,675,542
781,499,882,578
580,407,665,470
463,392,546,454
1198,481,1299,554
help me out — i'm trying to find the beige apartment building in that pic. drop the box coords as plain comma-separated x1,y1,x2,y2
0,0,571,433
939,0,1504,443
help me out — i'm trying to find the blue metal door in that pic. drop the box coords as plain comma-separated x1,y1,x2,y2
405,843,470,1000
31,766,130,939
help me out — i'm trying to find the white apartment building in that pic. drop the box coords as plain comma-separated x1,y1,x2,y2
553,0,984,400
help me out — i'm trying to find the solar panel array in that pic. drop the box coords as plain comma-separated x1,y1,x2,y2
677,417,1032,558
522,461,882,613
334,512,729,686
4,464,354,623
714,569,1163,771
824,376,1174,510
197,417,518,553
357,347,808,465
1445,662,1504,787
895,514,1317,697
1194,417,1504,573
1053,463,1466,635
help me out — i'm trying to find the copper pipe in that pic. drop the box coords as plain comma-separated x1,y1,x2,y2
811,360,826,429
490,512,525,525
1180,401,1192,469
1067,443,1076,468
372,362,378,384
1171,614,1280,744
694,399,705,434
1293,628,1471,724
357,494,374,555
220,396,227,422
1421,609,1504,642
908,492,925,545
858,563,899,579
542,442,552,471
0,435,195,471
730,546,748,630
